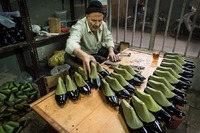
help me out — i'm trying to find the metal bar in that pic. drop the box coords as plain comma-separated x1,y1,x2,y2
124,0,129,42
17,0,46,96
173,0,187,52
0,0,12,11
69,0,75,20
131,0,139,47
140,0,148,48
161,0,174,52
107,0,112,31
185,2,200,56
149,0,160,51
116,0,121,43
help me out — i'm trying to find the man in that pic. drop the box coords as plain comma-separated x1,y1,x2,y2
65,0,119,74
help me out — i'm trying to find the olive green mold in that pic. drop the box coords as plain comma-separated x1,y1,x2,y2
105,76,124,91
114,67,133,80
154,70,178,84
121,99,144,129
89,62,99,79
101,79,115,96
110,72,128,86
66,75,77,91
77,67,88,80
161,62,184,74
145,86,172,107
163,58,183,68
148,75,175,91
74,72,86,87
55,77,66,95
119,64,137,76
148,80,175,98
165,54,186,65
135,90,162,112
96,62,104,72
156,66,180,79
131,96,155,123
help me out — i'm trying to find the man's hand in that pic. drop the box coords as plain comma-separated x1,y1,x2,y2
82,54,96,75
74,48,96,75
107,47,120,62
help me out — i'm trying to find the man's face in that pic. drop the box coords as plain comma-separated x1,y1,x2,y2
86,12,104,32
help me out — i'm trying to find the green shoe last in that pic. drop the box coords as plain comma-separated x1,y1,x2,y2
148,80,175,98
131,96,155,123
154,70,178,84
135,90,162,112
114,67,133,80
110,72,128,86
145,86,172,107
148,75,175,91
156,66,180,79
119,64,137,76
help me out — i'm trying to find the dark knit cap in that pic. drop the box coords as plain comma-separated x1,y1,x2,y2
86,1,105,14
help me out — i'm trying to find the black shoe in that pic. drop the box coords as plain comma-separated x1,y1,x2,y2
118,64,146,81
55,77,67,106
148,75,186,98
110,72,136,94
130,96,163,133
145,86,185,118
101,79,119,107
96,62,110,78
114,67,142,86
66,74,79,101
135,90,171,123
77,67,92,87
89,62,101,88
148,80,187,106
161,62,194,78
74,72,91,95
120,99,148,133
105,76,131,99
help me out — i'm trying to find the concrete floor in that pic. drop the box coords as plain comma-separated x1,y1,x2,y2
20,30,200,133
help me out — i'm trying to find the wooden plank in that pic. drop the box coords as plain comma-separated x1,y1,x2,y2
31,49,163,133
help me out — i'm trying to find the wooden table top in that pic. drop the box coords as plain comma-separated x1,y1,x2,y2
30,48,162,133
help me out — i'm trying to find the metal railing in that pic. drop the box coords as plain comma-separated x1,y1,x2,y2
108,0,200,59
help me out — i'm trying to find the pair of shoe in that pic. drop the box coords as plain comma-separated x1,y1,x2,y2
147,80,187,106
156,66,191,85
120,96,164,133
110,72,136,94
77,62,101,89
118,64,146,81
145,86,185,119
55,72,91,106
153,70,191,90
164,53,195,69
161,62,193,78
96,62,110,78
105,76,131,99
88,62,101,88
101,79,119,107
114,67,142,86
149,75,186,98
135,90,172,123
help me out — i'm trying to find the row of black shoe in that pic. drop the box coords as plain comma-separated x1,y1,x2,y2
54,61,146,106
0,17,26,48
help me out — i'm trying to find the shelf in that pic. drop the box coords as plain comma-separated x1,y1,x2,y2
0,32,69,55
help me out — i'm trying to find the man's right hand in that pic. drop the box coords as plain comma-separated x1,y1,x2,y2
74,48,96,75
82,54,96,75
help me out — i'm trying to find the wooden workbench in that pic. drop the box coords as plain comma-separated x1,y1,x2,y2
30,49,162,133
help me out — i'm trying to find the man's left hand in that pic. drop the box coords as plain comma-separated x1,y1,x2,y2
108,53,120,62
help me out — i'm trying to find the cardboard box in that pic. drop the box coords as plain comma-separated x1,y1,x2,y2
43,71,68,93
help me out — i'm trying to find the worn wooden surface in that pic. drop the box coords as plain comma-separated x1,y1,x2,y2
30,49,162,133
